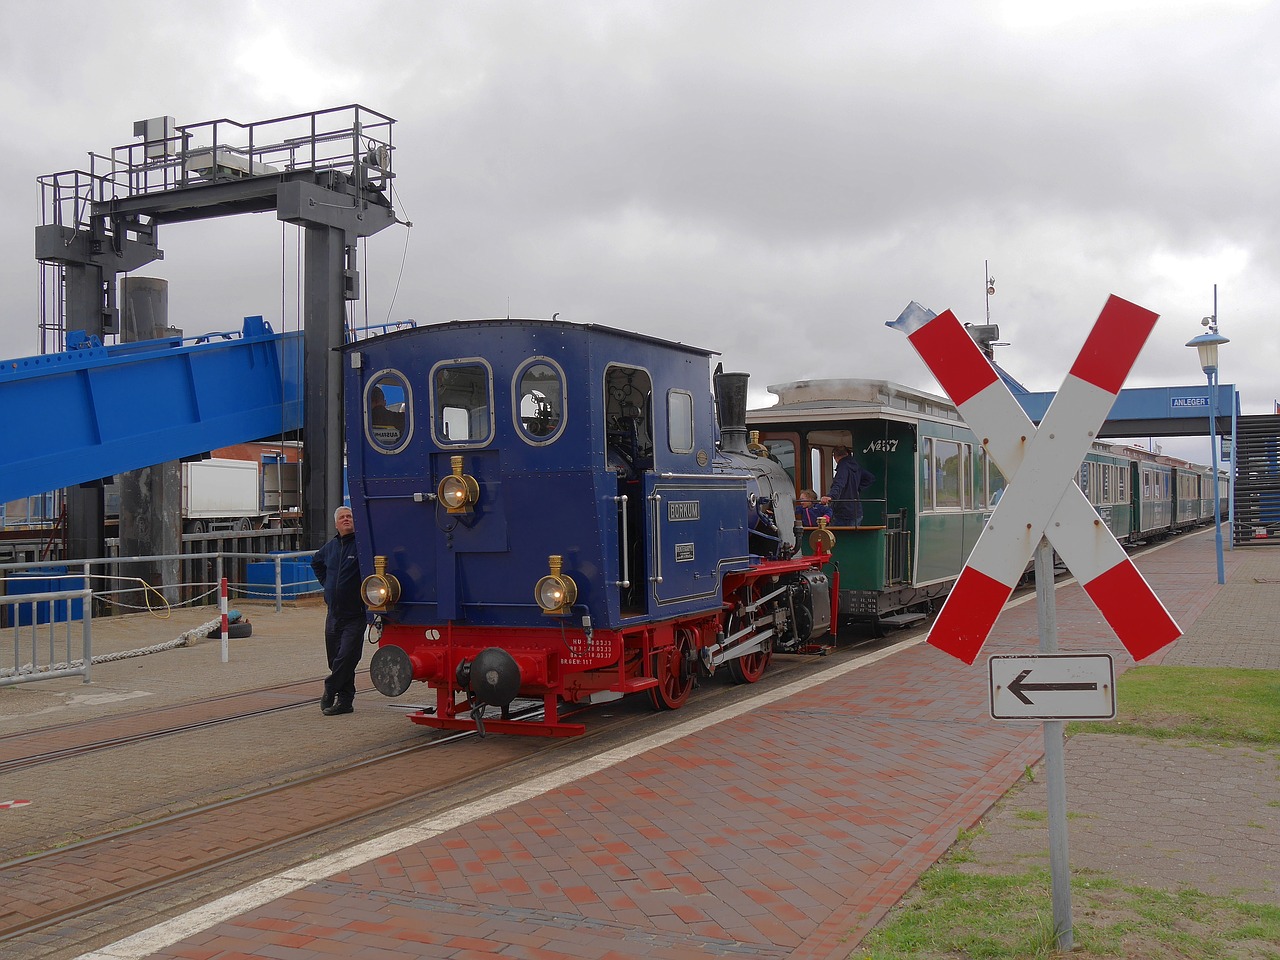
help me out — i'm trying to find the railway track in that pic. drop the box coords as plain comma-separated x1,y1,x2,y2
0,677,376,773
0,704,558,946
0,634,913,956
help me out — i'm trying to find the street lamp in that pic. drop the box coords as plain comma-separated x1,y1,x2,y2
1186,317,1230,584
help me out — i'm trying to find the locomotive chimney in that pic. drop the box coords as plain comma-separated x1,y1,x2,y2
715,370,750,455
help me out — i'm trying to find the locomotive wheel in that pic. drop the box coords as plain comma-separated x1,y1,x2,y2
649,627,695,710
727,645,772,684
724,582,773,684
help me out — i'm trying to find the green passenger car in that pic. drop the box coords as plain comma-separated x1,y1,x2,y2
1079,443,1134,545
747,379,1001,632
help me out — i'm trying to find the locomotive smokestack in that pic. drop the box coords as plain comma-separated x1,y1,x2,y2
715,370,750,455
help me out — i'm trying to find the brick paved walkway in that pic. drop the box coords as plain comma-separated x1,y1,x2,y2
78,531,1269,960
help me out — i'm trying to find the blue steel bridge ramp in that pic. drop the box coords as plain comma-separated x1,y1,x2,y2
0,316,302,505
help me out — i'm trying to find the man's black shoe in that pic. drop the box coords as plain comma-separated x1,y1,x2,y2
322,703,354,716
321,691,335,711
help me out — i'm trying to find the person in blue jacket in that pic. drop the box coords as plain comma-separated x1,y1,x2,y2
795,489,833,526
310,505,366,715
826,446,875,526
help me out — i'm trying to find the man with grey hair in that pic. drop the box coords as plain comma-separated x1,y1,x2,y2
310,505,366,715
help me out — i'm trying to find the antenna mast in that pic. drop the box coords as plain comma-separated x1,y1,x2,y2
985,259,995,322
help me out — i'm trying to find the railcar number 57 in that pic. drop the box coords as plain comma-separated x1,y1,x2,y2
862,439,898,453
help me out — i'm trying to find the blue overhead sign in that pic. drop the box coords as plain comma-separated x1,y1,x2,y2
1010,382,1238,437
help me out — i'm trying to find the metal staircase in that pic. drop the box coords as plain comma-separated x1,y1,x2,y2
1232,415,1280,544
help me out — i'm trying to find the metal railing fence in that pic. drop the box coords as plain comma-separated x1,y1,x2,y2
0,544,322,687
1,583,93,687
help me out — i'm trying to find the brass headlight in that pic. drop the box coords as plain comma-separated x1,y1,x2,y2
534,554,577,615
437,455,480,514
809,516,836,554
361,555,401,611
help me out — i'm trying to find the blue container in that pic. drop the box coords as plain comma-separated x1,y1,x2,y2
245,558,321,598
5,567,85,625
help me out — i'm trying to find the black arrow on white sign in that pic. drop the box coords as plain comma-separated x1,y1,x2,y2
1008,669,1099,706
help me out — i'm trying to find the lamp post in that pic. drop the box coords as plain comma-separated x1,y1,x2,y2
1186,317,1229,585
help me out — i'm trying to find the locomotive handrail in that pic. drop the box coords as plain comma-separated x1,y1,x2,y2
648,491,663,584
613,495,631,588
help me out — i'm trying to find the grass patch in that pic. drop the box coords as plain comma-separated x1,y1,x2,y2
858,865,1280,959
854,666,1280,957
1067,666,1280,748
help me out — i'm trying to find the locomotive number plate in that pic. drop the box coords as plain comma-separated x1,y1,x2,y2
668,501,700,521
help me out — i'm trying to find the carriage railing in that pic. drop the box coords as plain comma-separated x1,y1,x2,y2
883,509,911,586
819,497,886,527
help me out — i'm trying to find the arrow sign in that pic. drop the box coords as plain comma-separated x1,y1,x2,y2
989,655,1116,720
1008,669,1098,705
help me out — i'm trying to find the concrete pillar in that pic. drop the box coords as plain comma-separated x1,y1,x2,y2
302,225,348,550
64,263,107,563
118,277,182,603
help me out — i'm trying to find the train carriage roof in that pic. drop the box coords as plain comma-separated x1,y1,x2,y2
747,378,965,425
342,316,719,360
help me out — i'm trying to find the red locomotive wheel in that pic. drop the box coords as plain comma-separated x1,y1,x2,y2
649,627,695,710
724,581,773,684
727,645,771,684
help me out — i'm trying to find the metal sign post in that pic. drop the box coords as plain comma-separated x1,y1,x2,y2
889,295,1171,954
1035,538,1072,952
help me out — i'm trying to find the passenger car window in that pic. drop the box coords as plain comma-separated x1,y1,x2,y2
932,439,967,509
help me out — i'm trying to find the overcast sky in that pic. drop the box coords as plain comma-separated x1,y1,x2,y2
3,0,1276,463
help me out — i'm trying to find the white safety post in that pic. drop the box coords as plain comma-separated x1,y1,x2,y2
220,577,229,663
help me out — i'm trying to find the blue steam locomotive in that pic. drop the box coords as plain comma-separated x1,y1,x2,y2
344,318,835,736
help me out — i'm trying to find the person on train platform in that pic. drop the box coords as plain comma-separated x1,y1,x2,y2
311,505,367,716
825,446,875,526
795,489,832,526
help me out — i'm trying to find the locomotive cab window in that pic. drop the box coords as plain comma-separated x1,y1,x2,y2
667,390,693,454
430,360,494,446
514,359,566,444
365,371,411,453
604,365,653,472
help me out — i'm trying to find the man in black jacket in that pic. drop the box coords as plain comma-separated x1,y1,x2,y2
311,506,366,715
826,446,875,527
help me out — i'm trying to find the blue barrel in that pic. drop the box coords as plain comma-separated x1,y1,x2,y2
4,567,85,625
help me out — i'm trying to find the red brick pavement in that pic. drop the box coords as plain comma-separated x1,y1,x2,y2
126,534,1225,960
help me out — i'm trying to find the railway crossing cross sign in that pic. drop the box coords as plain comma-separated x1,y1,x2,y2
888,295,1182,665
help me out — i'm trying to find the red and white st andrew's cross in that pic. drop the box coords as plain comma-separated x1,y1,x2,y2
887,296,1181,665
